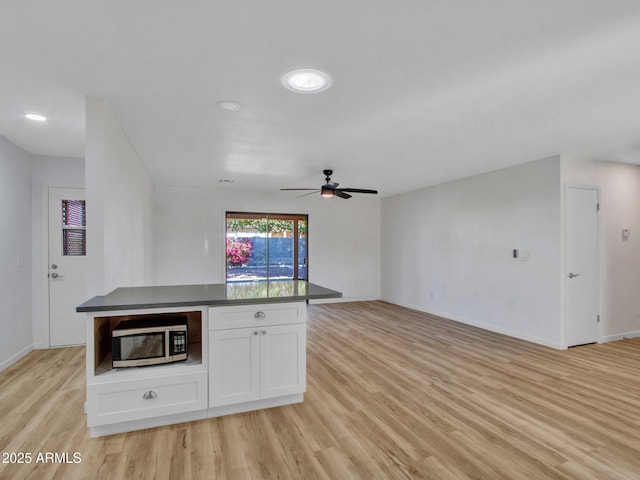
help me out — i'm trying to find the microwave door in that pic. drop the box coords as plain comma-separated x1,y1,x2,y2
112,327,168,367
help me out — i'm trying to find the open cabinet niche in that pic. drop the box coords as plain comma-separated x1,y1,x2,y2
93,310,202,375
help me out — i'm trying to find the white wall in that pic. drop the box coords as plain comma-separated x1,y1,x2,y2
382,156,563,348
561,156,640,341
30,155,85,347
154,186,381,301
85,97,154,296
0,135,33,370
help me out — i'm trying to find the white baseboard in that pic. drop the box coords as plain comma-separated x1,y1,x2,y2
90,410,208,438
600,330,640,344
89,394,305,437
208,393,303,418
0,343,36,372
381,297,565,350
309,296,379,305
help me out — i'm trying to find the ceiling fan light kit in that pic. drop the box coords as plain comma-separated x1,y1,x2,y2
321,186,334,198
281,169,378,200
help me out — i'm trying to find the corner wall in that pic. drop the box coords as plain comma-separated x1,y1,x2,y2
85,97,154,297
0,135,33,370
381,156,563,348
561,156,640,341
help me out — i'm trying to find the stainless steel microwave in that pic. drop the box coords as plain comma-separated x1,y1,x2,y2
111,316,188,367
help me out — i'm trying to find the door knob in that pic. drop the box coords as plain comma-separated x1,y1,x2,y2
568,272,581,279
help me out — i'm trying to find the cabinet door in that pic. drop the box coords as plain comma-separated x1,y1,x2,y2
209,328,260,407
259,323,306,399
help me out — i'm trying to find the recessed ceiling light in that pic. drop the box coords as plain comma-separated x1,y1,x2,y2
217,101,241,112
25,113,47,122
282,68,332,94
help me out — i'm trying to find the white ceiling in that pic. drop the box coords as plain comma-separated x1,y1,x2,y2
2,1,640,197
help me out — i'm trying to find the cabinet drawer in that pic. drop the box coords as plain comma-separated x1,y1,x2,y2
87,371,207,426
209,302,306,330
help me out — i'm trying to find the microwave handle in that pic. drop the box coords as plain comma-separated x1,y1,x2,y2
165,329,171,359
112,325,169,337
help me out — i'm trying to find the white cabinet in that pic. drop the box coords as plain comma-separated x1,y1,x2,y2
259,323,306,399
209,303,306,408
85,307,208,437
84,301,309,436
209,302,305,330
209,327,261,406
87,370,207,427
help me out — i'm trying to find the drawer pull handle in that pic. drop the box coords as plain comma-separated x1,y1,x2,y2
261,330,267,335
254,311,266,319
143,390,157,400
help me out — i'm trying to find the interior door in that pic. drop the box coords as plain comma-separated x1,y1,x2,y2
565,186,599,347
48,187,87,347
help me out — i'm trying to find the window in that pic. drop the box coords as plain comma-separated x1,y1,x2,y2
226,212,308,282
62,200,86,256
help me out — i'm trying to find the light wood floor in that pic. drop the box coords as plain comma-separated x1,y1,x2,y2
2,301,640,479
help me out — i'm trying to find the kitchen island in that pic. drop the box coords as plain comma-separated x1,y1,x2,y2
77,280,341,437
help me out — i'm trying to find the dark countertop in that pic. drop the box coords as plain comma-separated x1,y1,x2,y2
77,280,342,312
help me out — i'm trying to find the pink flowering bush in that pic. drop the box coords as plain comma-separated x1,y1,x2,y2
226,238,253,266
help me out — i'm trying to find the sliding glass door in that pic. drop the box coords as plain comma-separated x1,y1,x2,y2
225,212,308,282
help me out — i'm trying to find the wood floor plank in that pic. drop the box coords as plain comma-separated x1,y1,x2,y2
2,301,640,479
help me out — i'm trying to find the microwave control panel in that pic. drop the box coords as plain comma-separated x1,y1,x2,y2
171,330,187,355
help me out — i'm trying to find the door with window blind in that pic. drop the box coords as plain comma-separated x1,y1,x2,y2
48,187,87,346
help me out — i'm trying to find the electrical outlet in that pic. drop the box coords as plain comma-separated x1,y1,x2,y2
16,255,24,268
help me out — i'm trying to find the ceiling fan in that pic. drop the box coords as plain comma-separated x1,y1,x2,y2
280,170,378,199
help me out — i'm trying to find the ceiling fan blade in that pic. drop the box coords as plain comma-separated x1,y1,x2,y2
334,191,352,199
339,188,378,194
296,190,320,198
280,171,376,200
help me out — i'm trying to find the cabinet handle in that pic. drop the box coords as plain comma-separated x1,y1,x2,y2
261,330,267,335
253,330,259,335
143,390,157,400
254,311,266,319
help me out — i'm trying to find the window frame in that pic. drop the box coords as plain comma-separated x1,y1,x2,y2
225,211,308,282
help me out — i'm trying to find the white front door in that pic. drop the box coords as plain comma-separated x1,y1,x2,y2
48,187,87,347
565,186,599,347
